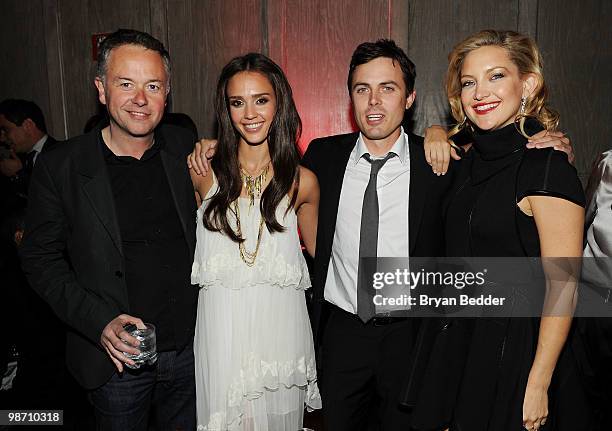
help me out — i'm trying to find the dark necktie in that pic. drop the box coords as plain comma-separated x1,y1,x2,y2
20,150,37,193
357,152,395,323
23,150,37,176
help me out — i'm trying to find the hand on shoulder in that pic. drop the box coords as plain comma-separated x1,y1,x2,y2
187,138,217,175
423,125,462,175
525,130,574,165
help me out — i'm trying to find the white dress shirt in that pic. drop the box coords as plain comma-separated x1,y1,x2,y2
30,134,49,165
324,128,411,314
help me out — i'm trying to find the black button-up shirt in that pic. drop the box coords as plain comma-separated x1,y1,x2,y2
101,134,192,351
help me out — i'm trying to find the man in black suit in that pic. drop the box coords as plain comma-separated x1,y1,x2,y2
0,99,68,413
20,29,198,430
0,99,60,208
301,39,454,431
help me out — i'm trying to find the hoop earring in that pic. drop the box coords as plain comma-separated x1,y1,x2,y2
459,114,474,132
520,97,527,114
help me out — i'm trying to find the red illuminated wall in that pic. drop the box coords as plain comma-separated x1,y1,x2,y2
166,0,407,152
266,0,407,153
9,0,607,179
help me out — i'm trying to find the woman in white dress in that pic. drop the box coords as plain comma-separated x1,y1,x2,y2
189,53,321,430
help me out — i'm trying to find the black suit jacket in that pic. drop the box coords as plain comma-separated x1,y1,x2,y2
41,135,60,152
301,131,454,315
20,124,198,389
301,132,456,410
2,135,61,208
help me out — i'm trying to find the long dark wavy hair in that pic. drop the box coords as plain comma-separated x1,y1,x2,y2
203,53,302,243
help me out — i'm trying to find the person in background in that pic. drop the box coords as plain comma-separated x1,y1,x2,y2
580,148,612,430
0,210,78,414
0,99,60,205
0,209,25,406
0,100,82,420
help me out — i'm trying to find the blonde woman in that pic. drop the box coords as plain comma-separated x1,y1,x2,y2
436,30,588,431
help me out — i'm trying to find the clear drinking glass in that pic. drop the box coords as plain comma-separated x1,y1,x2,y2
123,323,157,369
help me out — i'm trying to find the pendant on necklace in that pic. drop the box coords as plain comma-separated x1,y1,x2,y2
240,162,270,207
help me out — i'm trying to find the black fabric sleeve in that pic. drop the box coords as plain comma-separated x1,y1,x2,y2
300,138,321,175
20,154,120,344
517,148,585,207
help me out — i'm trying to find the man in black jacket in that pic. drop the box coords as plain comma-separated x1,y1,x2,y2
0,99,60,209
0,99,67,413
300,39,455,431
20,29,198,430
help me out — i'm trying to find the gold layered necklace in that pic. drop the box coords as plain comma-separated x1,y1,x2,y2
233,200,265,267
240,162,270,207
234,161,270,266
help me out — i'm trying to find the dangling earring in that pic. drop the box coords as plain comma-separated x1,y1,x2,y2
520,97,527,114
459,113,473,132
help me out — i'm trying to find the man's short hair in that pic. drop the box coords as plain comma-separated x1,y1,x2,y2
96,29,171,82
0,99,47,134
347,39,417,96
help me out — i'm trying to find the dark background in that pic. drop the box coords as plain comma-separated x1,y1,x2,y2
0,0,610,180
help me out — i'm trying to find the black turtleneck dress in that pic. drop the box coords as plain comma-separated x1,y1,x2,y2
443,121,589,431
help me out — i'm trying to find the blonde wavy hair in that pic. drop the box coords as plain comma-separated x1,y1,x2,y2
446,30,558,138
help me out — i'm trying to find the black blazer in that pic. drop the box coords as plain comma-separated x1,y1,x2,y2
41,135,60,152
4,135,60,202
301,131,454,311
301,131,457,419
20,124,198,389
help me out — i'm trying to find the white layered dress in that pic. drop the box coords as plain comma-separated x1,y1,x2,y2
191,180,321,430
